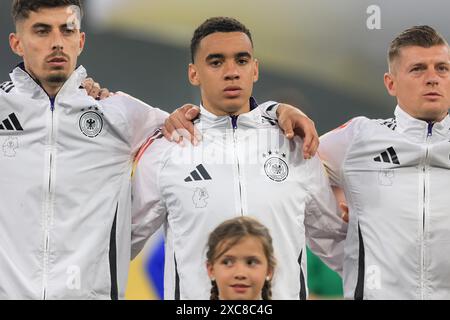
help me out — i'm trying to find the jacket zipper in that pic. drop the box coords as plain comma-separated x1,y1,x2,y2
231,115,244,216
42,99,56,300
420,123,433,300
17,65,58,299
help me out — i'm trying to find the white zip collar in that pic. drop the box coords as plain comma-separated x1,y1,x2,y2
9,64,87,100
394,105,450,143
197,97,264,130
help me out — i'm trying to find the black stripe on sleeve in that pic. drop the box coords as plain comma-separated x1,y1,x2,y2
175,255,180,300
298,250,307,300
109,204,118,300
354,223,365,300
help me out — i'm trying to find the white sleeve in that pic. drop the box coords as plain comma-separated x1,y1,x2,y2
258,101,279,119
130,133,169,260
304,155,348,275
99,92,169,154
318,117,363,187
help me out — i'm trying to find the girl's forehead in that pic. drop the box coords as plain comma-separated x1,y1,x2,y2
216,235,266,256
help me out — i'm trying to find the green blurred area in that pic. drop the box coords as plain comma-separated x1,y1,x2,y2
307,247,343,299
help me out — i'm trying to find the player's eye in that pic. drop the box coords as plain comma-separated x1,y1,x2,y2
210,60,222,67
62,28,76,35
410,66,425,73
437,65,449,72
35,29,50,35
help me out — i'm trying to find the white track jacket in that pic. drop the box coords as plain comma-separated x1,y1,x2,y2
132,100,347,300
0,65,167,299
319,106,450,299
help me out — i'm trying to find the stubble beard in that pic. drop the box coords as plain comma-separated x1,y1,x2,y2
45,71,68,85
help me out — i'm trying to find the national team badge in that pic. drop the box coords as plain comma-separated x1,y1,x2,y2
79,107,103,138
2,137,19,157
263,150,289,182
378,170,394,186
192,187,209,208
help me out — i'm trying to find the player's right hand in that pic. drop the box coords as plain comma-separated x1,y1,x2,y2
276,103,319,159
162,104,202,146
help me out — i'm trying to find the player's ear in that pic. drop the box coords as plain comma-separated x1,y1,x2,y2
78,32,86,56
384,72,397,97
189,63,200,86
9,33,24,57
253,58,259,83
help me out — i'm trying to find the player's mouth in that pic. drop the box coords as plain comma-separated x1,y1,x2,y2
223,86,242,98
423,91,442,99
47,56,68,67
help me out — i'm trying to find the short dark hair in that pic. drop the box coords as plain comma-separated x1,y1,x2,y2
388,25,448,67
12,0,83,24
190,17,253,63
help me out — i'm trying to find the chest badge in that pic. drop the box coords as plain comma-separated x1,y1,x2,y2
378,169,394,186
2,137,19,157
192,187,209,208
263,150,289,182
79,107,103,138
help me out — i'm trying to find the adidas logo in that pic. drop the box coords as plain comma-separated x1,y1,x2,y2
265,104,277,113
0,113,24,131
0,81,14,93
374,147,400,165
379,118,397,131
262,116,277,126
184,164,212,182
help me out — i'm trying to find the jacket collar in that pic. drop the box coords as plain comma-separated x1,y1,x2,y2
197,97,263,130
394,105,450,142
9,62,87,99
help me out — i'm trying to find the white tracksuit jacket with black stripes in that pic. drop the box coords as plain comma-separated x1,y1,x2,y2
0,64,168,299
131,100,347,300
319,106,450,299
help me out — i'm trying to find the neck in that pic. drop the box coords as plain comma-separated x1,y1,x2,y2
202,102,251,116
398,104,448,123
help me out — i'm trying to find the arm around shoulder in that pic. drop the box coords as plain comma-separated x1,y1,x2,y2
100,92,170,153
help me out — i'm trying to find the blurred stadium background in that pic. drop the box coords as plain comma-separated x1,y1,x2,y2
1,0,450,299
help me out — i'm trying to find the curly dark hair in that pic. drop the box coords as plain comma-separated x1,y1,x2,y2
190,16,253,63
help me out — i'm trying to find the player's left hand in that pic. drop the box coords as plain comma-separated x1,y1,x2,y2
276,103,319,159
82,78,113,100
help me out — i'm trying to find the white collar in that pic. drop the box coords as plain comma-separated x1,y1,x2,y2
394,105,450,143
197,98,263,130
9,64,87,100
